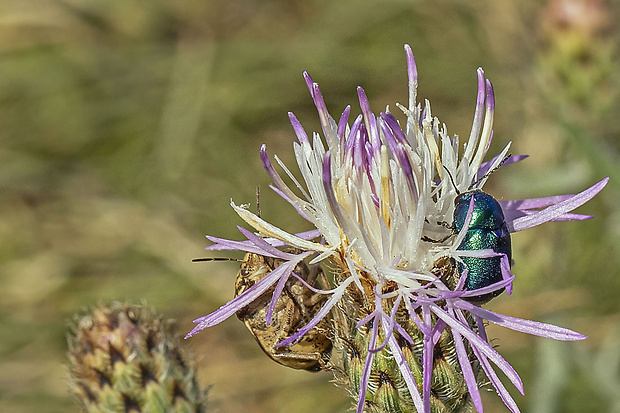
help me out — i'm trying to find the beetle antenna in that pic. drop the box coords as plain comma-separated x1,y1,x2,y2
193,188,260,264
470,153,512,190
192,257,243,263
442,165,460,195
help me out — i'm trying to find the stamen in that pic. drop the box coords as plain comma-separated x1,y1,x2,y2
422,100,443,179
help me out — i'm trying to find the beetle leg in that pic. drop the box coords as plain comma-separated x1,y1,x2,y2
278,295,298,339
316,266,330,289
422,233,453,243
437,220,454,230
303,291,326,308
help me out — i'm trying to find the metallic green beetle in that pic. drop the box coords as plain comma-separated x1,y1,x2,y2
453,190,512,304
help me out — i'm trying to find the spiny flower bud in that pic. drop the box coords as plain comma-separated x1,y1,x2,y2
67,302,207,413
331,289,477,413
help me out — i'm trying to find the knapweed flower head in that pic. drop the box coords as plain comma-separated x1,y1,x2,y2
187,44,608,413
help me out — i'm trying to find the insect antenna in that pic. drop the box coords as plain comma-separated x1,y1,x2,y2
193,187,262,264
192,257,242,263
469,153,512,190
442,165,460,195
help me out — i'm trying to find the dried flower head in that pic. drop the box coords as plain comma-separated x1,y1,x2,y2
187,45,608,413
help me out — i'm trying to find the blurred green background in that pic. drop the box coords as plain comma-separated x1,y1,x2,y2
1,0,619,412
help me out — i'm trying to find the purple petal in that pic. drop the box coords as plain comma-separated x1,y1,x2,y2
472,339,521,412
260,145,303,206
381,111,409,146
302,72,332,141
237,226,300,260
422,307,433,413
337,105,351,141
269,185,311,221
302,71,314,92
509,178,608,232
474,314,489,343
356,320,379,413
404,44,418,84
356,311,376,329
185,263,287,337
265,266,293,325
289,271,336,295
504,209,594,223
322,152,353,233
369,296,405,354
288,112,309,144
456,301,587,341
357,87,371,120
432,305,523,391
431,318,447,347
478,154,529,179
345,115,364,155
205,229,321,252
457,274,514,299
486,78,495,113
393,321,415,345
379,115,418,198
464,68,486,161
353,126,365,168
276,277,354,348
454,311,523,410
286,229,321,241
501,254,513,295
386,332,425,412
452,328,484,412
546,213,593,221
357,87,381,154
502,194,574,210
312,83,332,140
205,235,284,258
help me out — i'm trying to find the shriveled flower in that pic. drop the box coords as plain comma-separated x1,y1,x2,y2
187,44,608,413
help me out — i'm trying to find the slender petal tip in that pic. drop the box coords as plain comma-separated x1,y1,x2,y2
404,44,418,83
302,71,314,91
486,79,495,112
288,112,309,144
357,86,370,111
476,68,486,106
259,144,269,161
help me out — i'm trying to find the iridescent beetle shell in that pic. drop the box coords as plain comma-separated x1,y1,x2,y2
453,190,512,304
235,253,332,371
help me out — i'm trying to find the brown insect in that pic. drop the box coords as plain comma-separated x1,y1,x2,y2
431,255,459,291
234,252,332,371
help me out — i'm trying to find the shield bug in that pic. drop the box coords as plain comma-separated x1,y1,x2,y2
234,252,332,371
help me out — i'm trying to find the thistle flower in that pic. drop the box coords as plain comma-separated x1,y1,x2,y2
187,44,608,413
